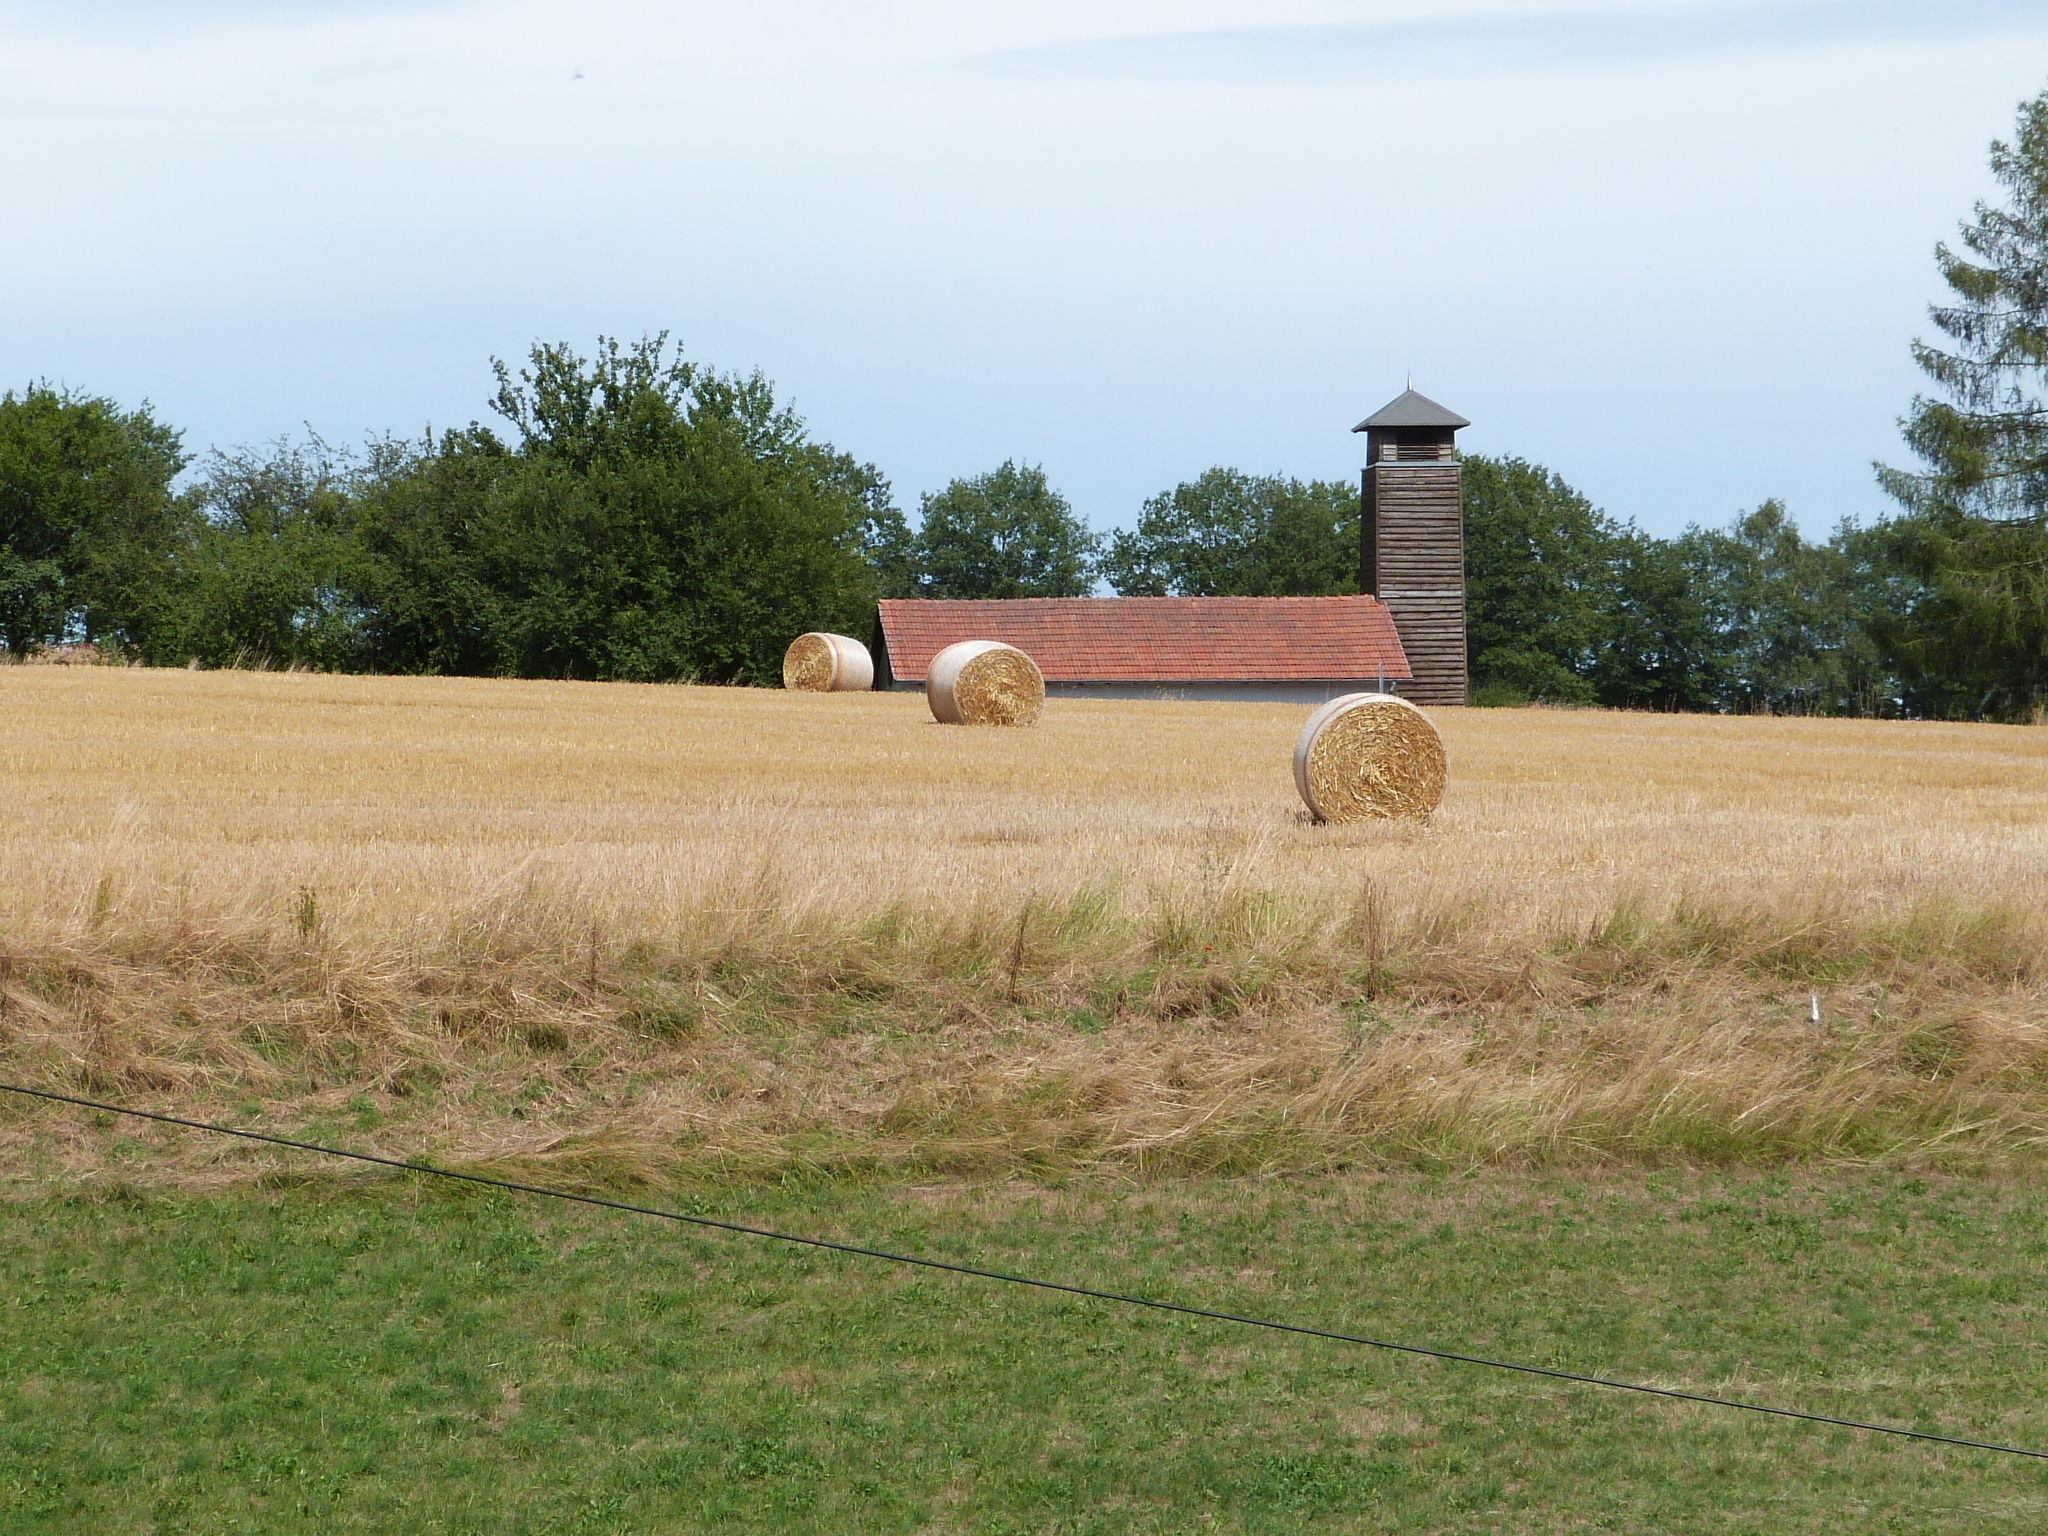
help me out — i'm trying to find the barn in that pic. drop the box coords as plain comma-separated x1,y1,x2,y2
873,594,1413,704
871,387,1470,705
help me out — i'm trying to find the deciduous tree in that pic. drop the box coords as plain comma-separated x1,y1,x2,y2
352,336,888,683
914,461,1097,598
1098,468,1355,597
0,383,185,653
148,437,368,669
1461,454,1618,703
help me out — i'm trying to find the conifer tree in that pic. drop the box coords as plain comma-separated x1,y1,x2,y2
1875,88,2048,718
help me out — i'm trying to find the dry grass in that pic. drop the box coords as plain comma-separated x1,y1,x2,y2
2,666,2046,1190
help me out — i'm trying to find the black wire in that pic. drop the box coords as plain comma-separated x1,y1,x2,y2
8,1080,2044,1463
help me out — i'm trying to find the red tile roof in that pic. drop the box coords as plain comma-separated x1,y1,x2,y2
876,596,1412,684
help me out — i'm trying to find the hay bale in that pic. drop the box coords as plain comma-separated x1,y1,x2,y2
1293,692,1446,822
782,632,874,692
925,640,1045,726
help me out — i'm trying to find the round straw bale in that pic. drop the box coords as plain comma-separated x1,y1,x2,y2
782,632,874,692
1292,692,1446,822
925,640,1045,726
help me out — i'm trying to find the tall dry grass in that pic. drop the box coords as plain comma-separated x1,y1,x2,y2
2,666,2045,1189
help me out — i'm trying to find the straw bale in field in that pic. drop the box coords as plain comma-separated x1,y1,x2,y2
782,632,875,692
925,640,1045,726
1293,692,1446,822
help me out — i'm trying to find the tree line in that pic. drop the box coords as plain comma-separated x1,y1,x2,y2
5,93,2047,718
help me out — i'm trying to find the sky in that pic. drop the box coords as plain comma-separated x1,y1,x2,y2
5,0,2048,540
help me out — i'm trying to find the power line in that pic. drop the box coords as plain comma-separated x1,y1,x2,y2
6,1080,2043,1463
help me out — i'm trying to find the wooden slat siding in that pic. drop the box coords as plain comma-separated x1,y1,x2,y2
1363,461,1467,705
1358,469,1376,594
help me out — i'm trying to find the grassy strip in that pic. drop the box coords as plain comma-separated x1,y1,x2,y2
3,889,2046,1185
5,1170,2047,1533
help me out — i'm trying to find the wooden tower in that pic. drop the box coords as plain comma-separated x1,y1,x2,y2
1355,388,1470,706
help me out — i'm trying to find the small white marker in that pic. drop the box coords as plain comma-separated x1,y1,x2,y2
1810,992,1822,1025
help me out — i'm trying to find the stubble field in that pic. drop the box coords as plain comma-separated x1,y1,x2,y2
2,664,2045,1189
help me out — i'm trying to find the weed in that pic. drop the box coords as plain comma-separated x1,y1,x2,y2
293,886,320,939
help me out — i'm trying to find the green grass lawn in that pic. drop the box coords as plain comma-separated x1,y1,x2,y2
4,1169,2046,1533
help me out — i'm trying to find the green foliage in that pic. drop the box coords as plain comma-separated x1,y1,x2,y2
1460,455,1741,712
3,1174,2043,1532
844,463,921,600
1465,460,1898,715
1099,468,1357,597
1461,454,1619,703
1873,88,2048,719
352,336,889,683
1589,530,1728,712
144,438,370,669
1882,89,2048,523
914,460,1098,598
343,433,505,675
1672,503,1894,716
0,383,185,653
1861,509,2048,719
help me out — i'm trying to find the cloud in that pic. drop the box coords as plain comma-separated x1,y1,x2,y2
972,0,2048,82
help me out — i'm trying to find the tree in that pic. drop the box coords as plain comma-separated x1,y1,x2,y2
352,335,888,683
914,461,1097,598
345,430,507,676
1463,460,1901,716
1589,530,1728,712
1874,87,2048,718
1098,468,1355,597
0,383,186,653
1461,454,1619,703
1673,502,1893,716
146,437,369,669
835,457,920,599
1859,509,2047,719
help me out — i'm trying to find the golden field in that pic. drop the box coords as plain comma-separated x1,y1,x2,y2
2,664,2046,1188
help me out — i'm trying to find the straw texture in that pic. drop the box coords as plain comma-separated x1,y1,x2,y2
1292,692,1446,822
782,633,874,692
926,640,1045,726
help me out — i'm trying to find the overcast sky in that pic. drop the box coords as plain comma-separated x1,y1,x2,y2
6,0,2048,539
